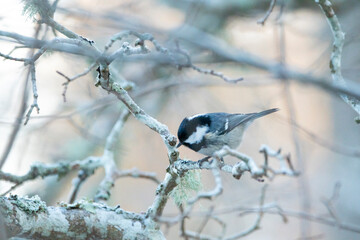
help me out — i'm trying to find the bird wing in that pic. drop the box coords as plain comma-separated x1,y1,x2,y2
218,113,254,135
218,108,278,135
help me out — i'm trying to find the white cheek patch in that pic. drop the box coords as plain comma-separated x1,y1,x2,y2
184,126,209,144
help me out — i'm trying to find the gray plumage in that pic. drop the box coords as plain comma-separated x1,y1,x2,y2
177,108,279,156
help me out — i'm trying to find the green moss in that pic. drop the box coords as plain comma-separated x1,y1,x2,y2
169,170,202,206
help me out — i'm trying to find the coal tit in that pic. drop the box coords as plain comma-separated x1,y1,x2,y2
177,108,279,156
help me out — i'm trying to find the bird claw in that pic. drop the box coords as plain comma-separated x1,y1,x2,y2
197,156,211,166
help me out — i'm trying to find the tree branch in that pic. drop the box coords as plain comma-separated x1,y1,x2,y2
257,0,277,25
0,195,164,240
315,0,360,122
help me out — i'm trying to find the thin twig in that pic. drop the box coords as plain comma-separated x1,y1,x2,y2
24,63,40,125
0,52,27,62
321,181,341,224
56,62,96,102
257,0,277,25
225,185,268,240
179,206,189,240
188,160,222,205
115,168,160,184
0,156,101,195
176,44,243,83
68,169,89,203
0,24,41,170
94,109,130,202
196,206,215,237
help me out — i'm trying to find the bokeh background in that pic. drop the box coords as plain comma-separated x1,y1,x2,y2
1,0,360,239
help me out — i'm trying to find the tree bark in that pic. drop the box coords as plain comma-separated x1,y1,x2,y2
0,196,164,240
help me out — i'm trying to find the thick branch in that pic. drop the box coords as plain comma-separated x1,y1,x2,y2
0,196,164,240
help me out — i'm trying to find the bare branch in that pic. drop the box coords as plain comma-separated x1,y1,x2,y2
0,23,42,170
68,169,89,204
189,64,244,84
24,63,40,125
115,168,160,184
316,0,360,120
225,185,268,240
0,156,101,195
237,207,360,234
0,51,27,62
56,62,97,102
95,65,178,158
257,0,277,25
175,44,243,83
321,181,341,224
172,25,360,101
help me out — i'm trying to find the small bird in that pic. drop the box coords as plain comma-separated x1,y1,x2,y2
177,108,279,156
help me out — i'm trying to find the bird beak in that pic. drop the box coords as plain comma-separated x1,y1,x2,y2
176,142,182,148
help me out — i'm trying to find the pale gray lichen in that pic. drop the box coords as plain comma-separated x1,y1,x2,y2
22,0,52,20
111,82,123,93
355,116,360,124
169,169,202,206
59,198,98,214
10,194,47,214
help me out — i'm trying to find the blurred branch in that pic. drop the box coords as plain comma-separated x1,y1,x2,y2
172,25,360,101
288,119,360,158
27,0,94,44
170,184,273,240
115,168,160,184
68,169,89,204
224,185,268,240
0,52,27,62
2,26,360,103
94,109,130,202
56,62,97,102
0,24,41,170
175,43,244,83
257,0,277,25
315,0,360,122
0,30,100,59
186,194,360,236
237,207,360,234
188,160,222,205
321,181,341,224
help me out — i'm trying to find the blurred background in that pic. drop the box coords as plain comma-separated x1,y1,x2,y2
1,0,360,239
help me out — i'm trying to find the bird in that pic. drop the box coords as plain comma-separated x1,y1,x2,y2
177,108,278,156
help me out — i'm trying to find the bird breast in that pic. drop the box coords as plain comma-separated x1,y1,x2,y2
198,125,246,156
